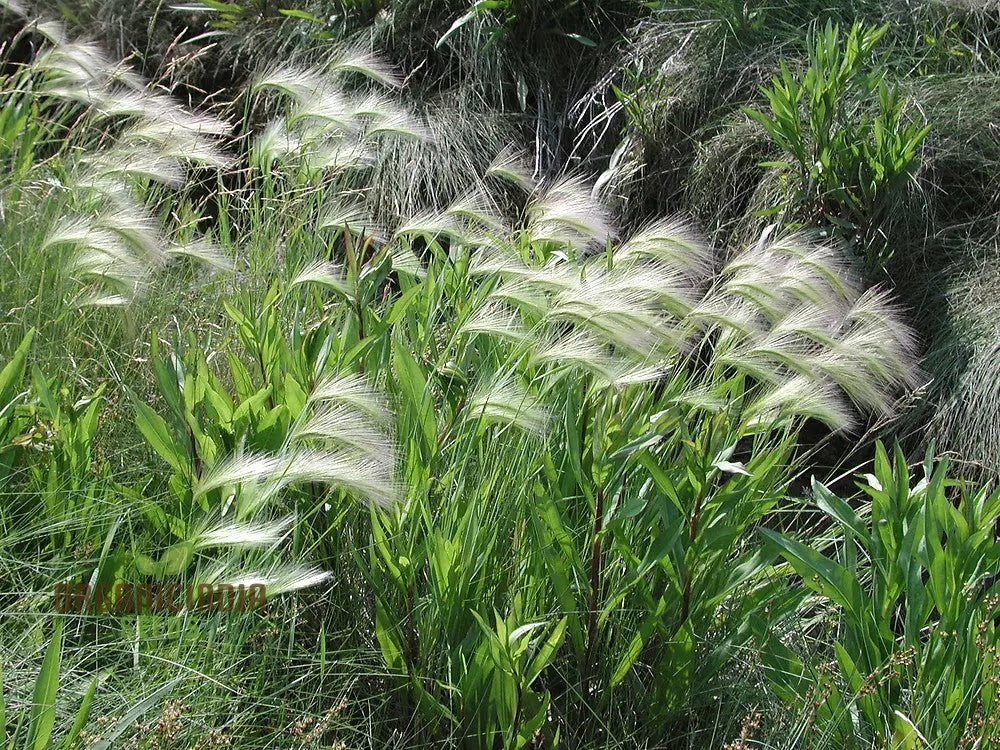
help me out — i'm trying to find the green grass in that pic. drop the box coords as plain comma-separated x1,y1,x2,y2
2,1,1000,748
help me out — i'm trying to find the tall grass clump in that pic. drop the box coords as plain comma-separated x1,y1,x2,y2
217,92,920,738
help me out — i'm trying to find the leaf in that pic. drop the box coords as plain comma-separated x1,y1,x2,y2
508,621,546,649
392,340,436,454
232,388,271,427
813,478,869,541
436,9,478,48
526,617,566,686
282,373,307,417
151,340,184,424
610,629,643,687
26,618,62,750
834,642,863,695
410,675,457,723
756,627,808,703
759,528,862,615
0,328,33,408
277,7,323,23
637,450,684,514
132,396,189,475
563,33,596,47
712,459,751,476
374,603,405,672
386,283,424,325
158,541,194,576
891,710,929,749
227,353,254,403
30,365,58,424
62,676,98,750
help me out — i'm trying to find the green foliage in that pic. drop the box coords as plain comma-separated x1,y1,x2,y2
759,442,1000,747
745,21,930,271
0,619,101,750
5,2,1000,748
167,0,384,40
436,0,606,49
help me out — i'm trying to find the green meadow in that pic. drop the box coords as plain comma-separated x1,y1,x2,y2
2,1,1000,747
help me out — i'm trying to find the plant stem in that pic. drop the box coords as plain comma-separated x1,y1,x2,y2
681,490,704,623
583,484,605,700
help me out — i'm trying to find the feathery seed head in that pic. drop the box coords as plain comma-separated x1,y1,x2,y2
287,87,353,131
485,145,536,191
462,376,551,437
226,566,331,596
769,304,842,349
166,238,234,271
291,405,395,460
348,92,396,118
196,450,398,507
469,247,531,277
328,47,402,89
194,517,292,549
195,454,286,497
318,198,377,236
34,41,142,90
78,145,186,188
688,293,769,337
69,247,148,290
617,217,715,280
288,261,349,296
548,272,677,355
394,210,460,241
446,188,506,235
308,140,375,173
526,175,614,249
33,18,67,44
307,373,391,426
364,108,429,140
746,375,857,433
459,300,534,344
714,329,820,384
1,0,27,18
603,261,703,318
390,245,427,279
809,344,896,416
530,330,664,388
487,280,552,316
252,118,305,166
251,63,331,101
75,291,129,308
276,450,398,507
92,204,164,261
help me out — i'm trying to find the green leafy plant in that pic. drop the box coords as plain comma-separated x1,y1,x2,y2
745,21,931,271
436,0,610,49
758,442,1000,747
13,10,1000,748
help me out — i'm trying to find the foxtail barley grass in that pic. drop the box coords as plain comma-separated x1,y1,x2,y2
0,12,958,749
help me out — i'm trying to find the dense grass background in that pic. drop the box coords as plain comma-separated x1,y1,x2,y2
2,0,1000,748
